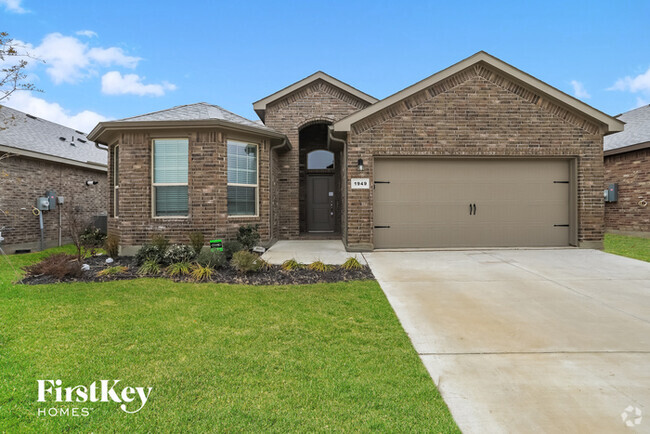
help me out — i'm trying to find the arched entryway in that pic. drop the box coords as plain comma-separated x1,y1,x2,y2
299,122,342,234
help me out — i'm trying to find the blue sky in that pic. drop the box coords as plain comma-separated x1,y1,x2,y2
2,0,649,132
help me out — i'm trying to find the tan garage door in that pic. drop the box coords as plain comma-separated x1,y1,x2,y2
373,159,571,248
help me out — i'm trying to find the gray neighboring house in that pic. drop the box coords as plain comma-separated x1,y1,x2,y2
0,105,107,253
604,105,650,235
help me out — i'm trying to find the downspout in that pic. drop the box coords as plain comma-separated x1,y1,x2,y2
328,126,348,245
327,126,347,150
269,137,288,243
95,142,108,151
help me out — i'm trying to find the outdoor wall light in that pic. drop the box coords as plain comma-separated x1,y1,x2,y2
357,159,364,171
85,180,98,186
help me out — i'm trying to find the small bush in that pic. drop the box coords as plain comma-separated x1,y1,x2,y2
341,257,364,270
96,266,128,277
257,258,272,271
135,244,166,265
23,253,82,279
237,224,260,250
167,261,192,277
138,259,161,276
80,227,106,248
104,233,120,258
151,235,170,253
308,260,333,272
163,244,196,265
223,240,245,260
188,231,205,255
281,259,303,271
191,264,214,282
196,250,227,269
231,251,262,274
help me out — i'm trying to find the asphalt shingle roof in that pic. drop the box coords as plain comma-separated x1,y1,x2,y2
117,102,279,134
0,105,106,167
604,104,650,151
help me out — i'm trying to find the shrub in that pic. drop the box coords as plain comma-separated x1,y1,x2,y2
188,231,205,255
96,266,128,277
80,227,106,248
231,251,262,274
163,244,196,265
257,258,272,271
23,253,82,279
223,240,245,260
167,261,192,277
151,235,170,253
135,244,166,265
104,233,120,258
237,224,260,250
191,264,214,282
138,260,161,276
308,260,333,272
341,257,364,270
281,259,303,271
196,250,227,269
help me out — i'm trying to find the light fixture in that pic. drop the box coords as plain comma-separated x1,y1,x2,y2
85,180,98,186
357,158,364,171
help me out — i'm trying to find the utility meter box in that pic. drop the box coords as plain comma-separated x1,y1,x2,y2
605,183,618,202
36,197,50,211
210,239,223,252
45,190,57,210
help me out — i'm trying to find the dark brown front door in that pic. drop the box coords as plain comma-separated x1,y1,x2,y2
307,174,335,232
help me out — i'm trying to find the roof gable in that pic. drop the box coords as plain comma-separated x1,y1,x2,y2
332,52,624,135
252,71,378,122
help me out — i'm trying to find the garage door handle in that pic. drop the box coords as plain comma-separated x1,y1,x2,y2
469,204,473,215
469,204,476,215
473,204,476,215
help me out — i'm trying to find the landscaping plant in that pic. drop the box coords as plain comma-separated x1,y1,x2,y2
188,231,205,255
23,253,82,279
341,257,364,270
281,259,303,271
104,233,120,258
134,244,166,266
196,250,227,269
80,227,106,248
137,259,161,276
223,240,245,260
231,251,262,274
257,258,272,271
167,261,192,277
96,266,128,277
191,263,213,282
163,244,196,265
308,260,333,272
236,224,260,250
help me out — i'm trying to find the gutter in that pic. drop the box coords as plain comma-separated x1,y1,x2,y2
604,141,650,157
95,142,108,151
268,136,289,242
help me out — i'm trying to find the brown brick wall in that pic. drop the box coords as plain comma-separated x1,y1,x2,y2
0,154,107,252
109,128,273,252
346,64,605,249
604,148,650,234
263,79,372,238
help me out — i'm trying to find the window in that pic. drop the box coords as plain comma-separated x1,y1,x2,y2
307,150,334,170
227,140,258,216
113,145,119,217
152,139,188,217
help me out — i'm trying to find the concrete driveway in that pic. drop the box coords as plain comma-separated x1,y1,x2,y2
364,249,650,433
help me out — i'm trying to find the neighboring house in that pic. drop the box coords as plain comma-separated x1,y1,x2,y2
603,105,650,236
88,51,623,254
0,106,107,253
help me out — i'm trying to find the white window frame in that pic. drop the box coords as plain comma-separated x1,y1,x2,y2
151,138,189,219
227,140,259,218
113,144,119,218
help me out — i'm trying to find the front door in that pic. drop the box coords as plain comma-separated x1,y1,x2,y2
307,174,335,232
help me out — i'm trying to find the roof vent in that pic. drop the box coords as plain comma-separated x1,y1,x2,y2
58,137,66,141
26,114,37,120
74,130,84,135
77,138,87,143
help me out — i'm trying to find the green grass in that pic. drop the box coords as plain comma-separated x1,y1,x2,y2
0,247,458,432
604,233,650,262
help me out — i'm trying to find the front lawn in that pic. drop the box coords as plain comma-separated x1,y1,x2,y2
604,233,650,262
0,248,457,432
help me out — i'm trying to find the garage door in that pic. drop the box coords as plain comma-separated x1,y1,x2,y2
373,159,571,248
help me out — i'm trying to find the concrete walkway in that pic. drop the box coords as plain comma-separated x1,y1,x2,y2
261,240,366,265
365,249,650,433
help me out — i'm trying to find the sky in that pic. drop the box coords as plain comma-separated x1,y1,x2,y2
1,0,649,133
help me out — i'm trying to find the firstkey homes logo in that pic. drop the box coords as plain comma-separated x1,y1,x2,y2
37,379,153,416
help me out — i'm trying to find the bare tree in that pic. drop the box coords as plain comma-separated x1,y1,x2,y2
1,31,42,102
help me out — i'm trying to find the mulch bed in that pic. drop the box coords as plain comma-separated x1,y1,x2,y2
19,254,375,286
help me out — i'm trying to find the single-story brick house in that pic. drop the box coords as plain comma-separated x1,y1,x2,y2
88,52,623,254
0,106,107,253
604,104,650,236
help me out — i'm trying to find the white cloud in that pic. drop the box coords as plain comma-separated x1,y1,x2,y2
26,33,141,84
3,91,109,132
609,67,650,93
0,0,28,13
101,71,176,97
76,30,98,38
570,80,590,99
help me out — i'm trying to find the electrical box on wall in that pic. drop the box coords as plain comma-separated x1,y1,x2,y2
36,197,50,211
45,190,57,210
605,183,618,202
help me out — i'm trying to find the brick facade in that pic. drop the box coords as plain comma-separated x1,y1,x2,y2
0,154,107,253
263,79,373,238
604,148,650,235
345,64,605,249
108,128,273,253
